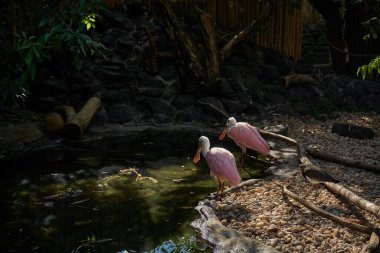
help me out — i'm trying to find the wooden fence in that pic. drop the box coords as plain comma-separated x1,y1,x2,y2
3,0,320,60
106,0,320,60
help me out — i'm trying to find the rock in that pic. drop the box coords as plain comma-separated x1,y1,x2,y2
221,98,245,114
142,98,176,120
172,95,196,110
263,124,288,136
216,78,235,98
291,100,313,115
102,88,132,103
106,104,141,123
257,64,280,81
267,224,279,232
158,65,178,80
331,123,375,139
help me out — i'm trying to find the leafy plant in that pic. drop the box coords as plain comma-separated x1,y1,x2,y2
357,56,380,79
13,0,107,102
357,15,380,79
362,17,380,40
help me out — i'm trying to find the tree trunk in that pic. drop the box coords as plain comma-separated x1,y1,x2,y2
308,0,348,74
308,0,380,76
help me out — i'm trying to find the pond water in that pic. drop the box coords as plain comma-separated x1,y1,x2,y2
0,130,269,253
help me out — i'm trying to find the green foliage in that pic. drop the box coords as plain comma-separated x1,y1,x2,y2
357,56,380,79
362,17,380,40
357,16,380,80
15,32,51,83
10,0,107,107
312,98,340,120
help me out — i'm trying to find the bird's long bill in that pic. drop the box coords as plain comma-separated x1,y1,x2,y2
219,127,227,140
193,146,202,164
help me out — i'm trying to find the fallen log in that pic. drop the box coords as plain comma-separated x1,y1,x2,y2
277,183,373,235
63,97,102,139
282,73,318,89
45,112,65,133
54,105,76,122
361,229,380,253
299,145,380,219
324,182,380,220
45,105,76,134
191,200,281,253
306,147,380,173
257,129,298,147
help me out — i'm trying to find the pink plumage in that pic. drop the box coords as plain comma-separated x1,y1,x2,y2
229,122,270,155
193,136,241,196
206,147,241,186
219,117,270,168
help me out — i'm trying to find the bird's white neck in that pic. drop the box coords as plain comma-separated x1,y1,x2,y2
202,143,210,158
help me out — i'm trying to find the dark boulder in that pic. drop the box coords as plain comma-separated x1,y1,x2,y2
331,123,375,139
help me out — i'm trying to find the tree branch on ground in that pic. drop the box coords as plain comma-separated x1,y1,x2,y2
306,147,380,173
324,182,380,220
277,183,374,235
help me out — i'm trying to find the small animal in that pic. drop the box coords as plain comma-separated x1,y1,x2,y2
219,117,270,168
193,136,240,197
300,164,339,184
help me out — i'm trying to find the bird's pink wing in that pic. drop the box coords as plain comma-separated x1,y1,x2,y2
206,147,241,186
230,123,270,155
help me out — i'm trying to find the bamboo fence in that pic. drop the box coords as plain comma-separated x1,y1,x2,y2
4,0,320,60
104,0,320,60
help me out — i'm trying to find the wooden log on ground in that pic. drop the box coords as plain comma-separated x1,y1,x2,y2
324,182,380,220
306,147,380,173
192,200,281,253
277,183,373,235
258,129,298,147
64,97,101,139
45,112,65,134
45,105,76,134
361,229,380,253
54,105,76,123
282,73,318,89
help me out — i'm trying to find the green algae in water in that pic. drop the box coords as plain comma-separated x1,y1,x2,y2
0,135,269,252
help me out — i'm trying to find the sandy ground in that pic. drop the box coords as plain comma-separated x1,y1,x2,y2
212,112,380,253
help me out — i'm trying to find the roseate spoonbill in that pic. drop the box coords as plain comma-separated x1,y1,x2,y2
219,117,270,168
193,136,241,197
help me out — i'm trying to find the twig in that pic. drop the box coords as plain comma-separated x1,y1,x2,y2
361,229,380,253
306,147,380,173
277,183,373,235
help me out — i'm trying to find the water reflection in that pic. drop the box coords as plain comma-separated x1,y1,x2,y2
0,133,269,252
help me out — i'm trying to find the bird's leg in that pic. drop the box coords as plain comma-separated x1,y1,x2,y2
219,181,225,198
215,178,222,199
240,152,246,168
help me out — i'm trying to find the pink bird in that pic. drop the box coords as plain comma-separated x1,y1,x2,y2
219,117,270,168
193,136,241,197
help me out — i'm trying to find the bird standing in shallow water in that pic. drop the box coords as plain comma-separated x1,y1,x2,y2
193,136,241,198
219,117,270,168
